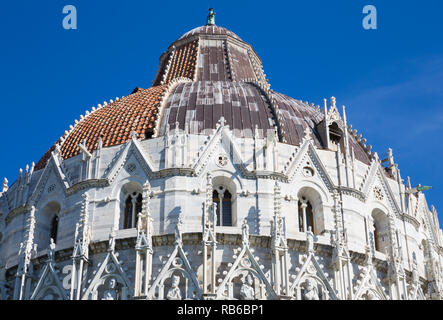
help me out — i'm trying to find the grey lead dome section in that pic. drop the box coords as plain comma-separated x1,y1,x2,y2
178,25,243,41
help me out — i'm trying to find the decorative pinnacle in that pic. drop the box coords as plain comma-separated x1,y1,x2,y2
206,8,216,26
331,96,336,108
2,178,8,192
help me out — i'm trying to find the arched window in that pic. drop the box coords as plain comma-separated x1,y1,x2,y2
51,215,59,244
298,198,314,233
371,209,389,254
328,122,345,153
213,186,232,227
123,192,142,229
37,201,61,250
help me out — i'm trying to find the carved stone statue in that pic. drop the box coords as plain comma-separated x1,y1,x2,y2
166,275,182,300
242,220,249,246
175,217,184,245
306,227,315,254
102,278,118,300
303,278,319,300
48,238,56,261
206,8,216,26
240,273,255,300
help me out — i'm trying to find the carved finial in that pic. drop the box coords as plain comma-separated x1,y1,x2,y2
130,131,139,140
175,121,180,133
242,219,250,247
387,148,394,166
2,178,8,192
218,116,226,127
303,126,312,141
54,143,61,155
364,244,373,266
331,96,336,108
342,105,347,125
206,8,216,26
407,176,412,189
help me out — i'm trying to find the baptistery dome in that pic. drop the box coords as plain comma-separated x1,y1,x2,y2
36,17,370,169
1,10,442,301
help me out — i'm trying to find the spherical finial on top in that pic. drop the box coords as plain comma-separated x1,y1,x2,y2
206,8,216,25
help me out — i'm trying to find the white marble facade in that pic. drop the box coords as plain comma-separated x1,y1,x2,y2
0,108,442,301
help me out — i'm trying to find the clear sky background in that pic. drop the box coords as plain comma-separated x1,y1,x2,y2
0,1,442,219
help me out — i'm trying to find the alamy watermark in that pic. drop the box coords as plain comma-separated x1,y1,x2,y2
62,5,77,30
362,5,377,30
62,5,376,31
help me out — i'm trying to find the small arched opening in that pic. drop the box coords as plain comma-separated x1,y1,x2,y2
119,182,143,230
212,176,237,227
371,209,390,254
328,122,345,153
37,201,61,249
297,187,325,236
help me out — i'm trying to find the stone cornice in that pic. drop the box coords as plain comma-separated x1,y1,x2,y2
400,213,420,229
5,232,396,275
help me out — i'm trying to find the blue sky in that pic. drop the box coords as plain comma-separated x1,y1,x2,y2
0,1,442,220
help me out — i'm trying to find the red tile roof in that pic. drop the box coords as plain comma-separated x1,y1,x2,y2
154,40,198,85
35,85,167,170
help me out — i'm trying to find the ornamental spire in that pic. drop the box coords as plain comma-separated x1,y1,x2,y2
206,8,216,25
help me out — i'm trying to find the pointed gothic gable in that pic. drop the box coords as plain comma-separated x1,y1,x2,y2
30,154,70,206
353,265,388,300
30,241,68,300
215,222,277,300
147,244,202,300
360,161,402,217
135,231,152,250
326,98,343,126
285,139,335,191
289,251,338,300
192,118,250,178
82,235,133,300
216,243,277,300
359,159,379,194
104,137,156,184
30,260,68,300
